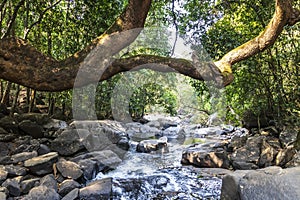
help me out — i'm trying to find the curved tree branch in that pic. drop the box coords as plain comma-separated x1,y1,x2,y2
0,0,299,91
0,0,151,91
214,0,300,85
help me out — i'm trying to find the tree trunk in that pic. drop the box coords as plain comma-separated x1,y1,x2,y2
1,81,11,106
0,0,299,91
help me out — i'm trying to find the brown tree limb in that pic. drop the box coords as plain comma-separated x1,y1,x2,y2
214,0,300,85
0,0,299,91
0,0,151,91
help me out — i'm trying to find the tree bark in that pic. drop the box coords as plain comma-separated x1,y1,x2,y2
0,0,299,91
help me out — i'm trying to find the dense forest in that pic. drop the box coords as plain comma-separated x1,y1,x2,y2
0,0,299,127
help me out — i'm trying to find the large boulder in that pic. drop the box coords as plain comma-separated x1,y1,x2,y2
79,178,112,200
56,159,83,180
2,178,21,197
221,166,300,200
24,152,58,175
0,116,18,134
25,185,60,200
136,137,168,153
71,150,122,173
58,179,80,197
181,143,231,169
11,151,38,164
19,120,44,138
50,129,88,156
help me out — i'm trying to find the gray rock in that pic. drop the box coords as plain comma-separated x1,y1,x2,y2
26,186,60,200
182,145,230,169
24,152,58,175
79,178,112,199
231,161,258,170
0,192,6,200
0,186,8,195
2,178,21,197
0,169,8,183
71,150,122,172
76,159,97,180
56,159,83,180
20,178,40,194
37,144,51,155
136,137,168,153
40,174,58,192
221,166,300,200
275,145,296,167
58,179,80,197
61,188,79,200
43,118,67,131
0,116,18,134
15,113,50,125
50,129,87,156
231,136,264,165
258,139,277,167
279,127,298,147
1,165,27,177
11,151,38,164
19,120,44,138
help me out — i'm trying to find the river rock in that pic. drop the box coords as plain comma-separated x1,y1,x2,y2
1,165,27,176
136,137,168,153
15,113,50,125
126,122,160,139
275,145,296,166
25,185,60,200
221,166,300,200
43,118,67,131
71,150,122,172
181,144,230,169
50,129,87,156
58,179,80,197
279,127,298,147
19,120,44,138
0,169,8,183
2,178,21,197
76,159,97,180
0,116,18,134
61,188,79,200
230,136,263,169
24,152,58,175
79,178,112,199
37,144,51,155
11,151,38,164
258,139,277,167
40,174,58,191
0,192,6,199
56,159,83,180
20,178,40,194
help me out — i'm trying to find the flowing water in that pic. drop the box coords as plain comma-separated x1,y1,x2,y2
96,124,224,200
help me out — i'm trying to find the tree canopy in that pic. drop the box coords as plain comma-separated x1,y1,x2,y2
0,0,299,91
0,0,299,123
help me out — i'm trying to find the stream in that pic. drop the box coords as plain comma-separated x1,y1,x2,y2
95,115,226,200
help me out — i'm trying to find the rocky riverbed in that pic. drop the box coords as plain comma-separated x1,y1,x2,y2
0,112,299,199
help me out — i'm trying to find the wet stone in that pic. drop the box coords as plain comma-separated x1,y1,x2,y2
24,152,58,175
56,159,83,180
20,178,40,194
1,165,27,177
26,186,60,200
58,179,80,197
11,151,38,164
0,169,8,183
40,174,58,192
79,178,112,199
61,188,79,200
2,178,21,197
